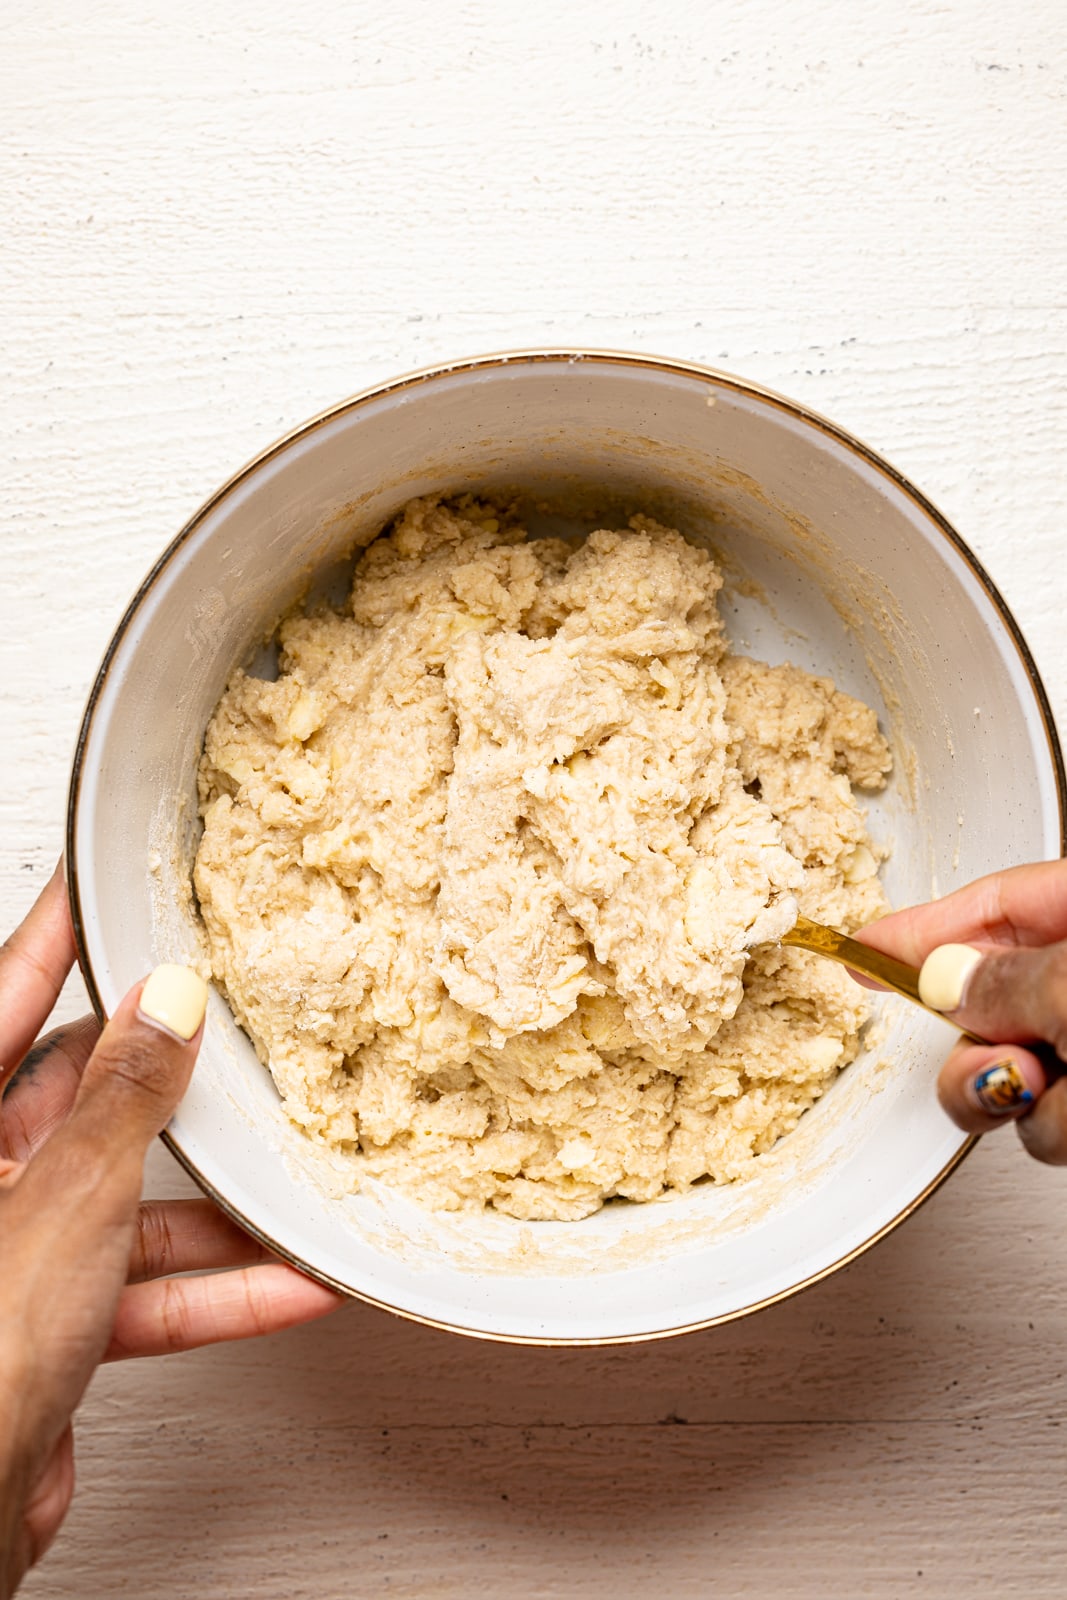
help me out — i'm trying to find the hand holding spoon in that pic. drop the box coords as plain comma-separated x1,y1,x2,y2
778,913,992,1045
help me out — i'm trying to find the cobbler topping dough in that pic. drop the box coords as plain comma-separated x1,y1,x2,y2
194,496,891,1220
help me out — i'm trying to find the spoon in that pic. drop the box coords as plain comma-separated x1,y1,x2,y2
779,914,991,1045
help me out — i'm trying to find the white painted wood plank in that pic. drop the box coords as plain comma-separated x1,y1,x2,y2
31,1411,1067,1598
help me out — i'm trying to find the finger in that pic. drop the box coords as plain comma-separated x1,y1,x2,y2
936,1036,1048,1134
128,1199,272,1283
23,965,209,1227
1016,1078,1067,1166
104,1261,343,1360
0,1016,100,1162
916,939,1067,1061
0,860,77,1093
858,858,1067,970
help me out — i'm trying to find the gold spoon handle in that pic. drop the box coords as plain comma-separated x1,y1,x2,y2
781,914,991,1045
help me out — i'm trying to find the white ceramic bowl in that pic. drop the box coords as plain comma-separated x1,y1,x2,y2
68,350,1065,1345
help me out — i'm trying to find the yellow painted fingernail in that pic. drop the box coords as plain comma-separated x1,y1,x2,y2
138,965,209,1041
917,943,983,1012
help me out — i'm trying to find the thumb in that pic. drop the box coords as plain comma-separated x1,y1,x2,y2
51,964,209,1170
917,940,1067,1060
917,942,1067,1164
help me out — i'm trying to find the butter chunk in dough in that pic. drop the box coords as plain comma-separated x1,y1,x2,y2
194,495,892,1220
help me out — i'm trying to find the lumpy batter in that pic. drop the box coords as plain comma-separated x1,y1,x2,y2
194,496,891,1220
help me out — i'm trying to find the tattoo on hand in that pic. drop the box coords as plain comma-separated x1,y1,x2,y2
4,1040,55,1095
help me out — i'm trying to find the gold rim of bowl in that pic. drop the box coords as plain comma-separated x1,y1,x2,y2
66,348,1067,1345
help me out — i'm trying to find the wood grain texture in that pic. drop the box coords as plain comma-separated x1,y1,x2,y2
2,0,1065,1594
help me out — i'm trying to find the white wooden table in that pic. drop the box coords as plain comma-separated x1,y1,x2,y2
4,2,1066,1594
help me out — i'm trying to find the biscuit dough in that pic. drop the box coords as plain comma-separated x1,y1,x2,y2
194,496,891,1220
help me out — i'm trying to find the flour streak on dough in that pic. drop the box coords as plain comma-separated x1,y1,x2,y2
194,497,891,1221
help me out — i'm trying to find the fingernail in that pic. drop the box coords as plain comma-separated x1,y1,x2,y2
918,943,983,1012
138,965,209,1041
968,1057,1036,1116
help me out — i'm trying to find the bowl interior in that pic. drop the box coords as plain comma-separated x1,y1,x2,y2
69,354,1063,1342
